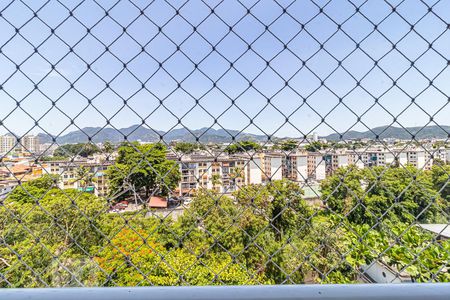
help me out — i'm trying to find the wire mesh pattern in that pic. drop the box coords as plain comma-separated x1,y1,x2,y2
0,0,449,287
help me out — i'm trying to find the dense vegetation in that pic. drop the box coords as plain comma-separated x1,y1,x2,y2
106,143,180,199
173,142,206,154
224,141,261,154
53,143,100,158
1,155,449,287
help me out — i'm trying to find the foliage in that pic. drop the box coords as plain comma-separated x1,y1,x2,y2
53,143,100,158
106,142,180,199
1,167,450,287
173,142,204,154
95,227,263,286
225,141,261,154
321,165,447,225
277,140,298,151
431,165,450,203
304,141,326,152
1,186,106,287
6,175,59,204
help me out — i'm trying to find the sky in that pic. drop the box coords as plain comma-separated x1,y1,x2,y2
0,0,449,139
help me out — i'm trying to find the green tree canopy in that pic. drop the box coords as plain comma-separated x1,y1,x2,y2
6,174,59,205
173,142,204,154
106,143,180,199
225,141,261,154
53,143,100,158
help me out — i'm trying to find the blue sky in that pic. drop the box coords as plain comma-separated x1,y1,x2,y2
0,0,449,138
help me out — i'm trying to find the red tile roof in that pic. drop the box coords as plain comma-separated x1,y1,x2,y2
148,196,167,208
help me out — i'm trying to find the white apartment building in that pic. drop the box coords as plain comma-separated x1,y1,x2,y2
43,160,112,197
406,149,433,170
20,135,39,154
362,149,396,167
283,153,308,182
173,152,287,196
307,154,326,181
283,152,326,182
175,154,249,196
325,150,349,175
348,153,365,169
325,147,437,173
249,153,283,184
0,135,17,155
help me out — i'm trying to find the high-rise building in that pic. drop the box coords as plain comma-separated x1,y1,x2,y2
20,135,39,154
0,134,17,155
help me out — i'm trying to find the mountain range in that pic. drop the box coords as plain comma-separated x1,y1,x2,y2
36,124,450,144
323,125,450,141
37,125,268,144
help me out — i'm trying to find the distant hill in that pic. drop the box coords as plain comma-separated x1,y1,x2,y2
36,124,450,144
323,125,450,141
37,125,267,144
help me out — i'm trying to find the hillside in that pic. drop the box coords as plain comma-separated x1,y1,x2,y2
37,125,267,144
324,125,450,141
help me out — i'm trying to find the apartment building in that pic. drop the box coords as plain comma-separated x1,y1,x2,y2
0,134,40,156
283,153,308,182
406,149,433,170
348,153,365,169
283,152,326,182
307,153,326,181
362,149,396,167
249,153,283,185
20,135,40,154
172,152,288,197
175,154,249,196
0,135,17,155
325,147,437,174
42,160,112,197
324,150,349,175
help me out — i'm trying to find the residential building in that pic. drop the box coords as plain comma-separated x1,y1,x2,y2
42,160,112,197
406,149,433,170
283,152,326,182
173,154,249,196
307,153,326,181
0,134,17,155
20,135,39,154
249,153,283,185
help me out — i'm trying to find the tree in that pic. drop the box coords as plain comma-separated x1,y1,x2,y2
6,174,59,205
173,142,200,154
73,166,96,189
95,227,263,286
1,185,106,287
106,143,180,199
102,141,115,161
230,167,244,190
321,165,447,225
53,143,100,158
431,164,450,202
320,165,364,217
210,174,221,189
279,140,298,151
304,141,324,152
224,141,261,154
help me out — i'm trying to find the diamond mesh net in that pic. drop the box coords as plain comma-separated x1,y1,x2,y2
0,0,449,287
